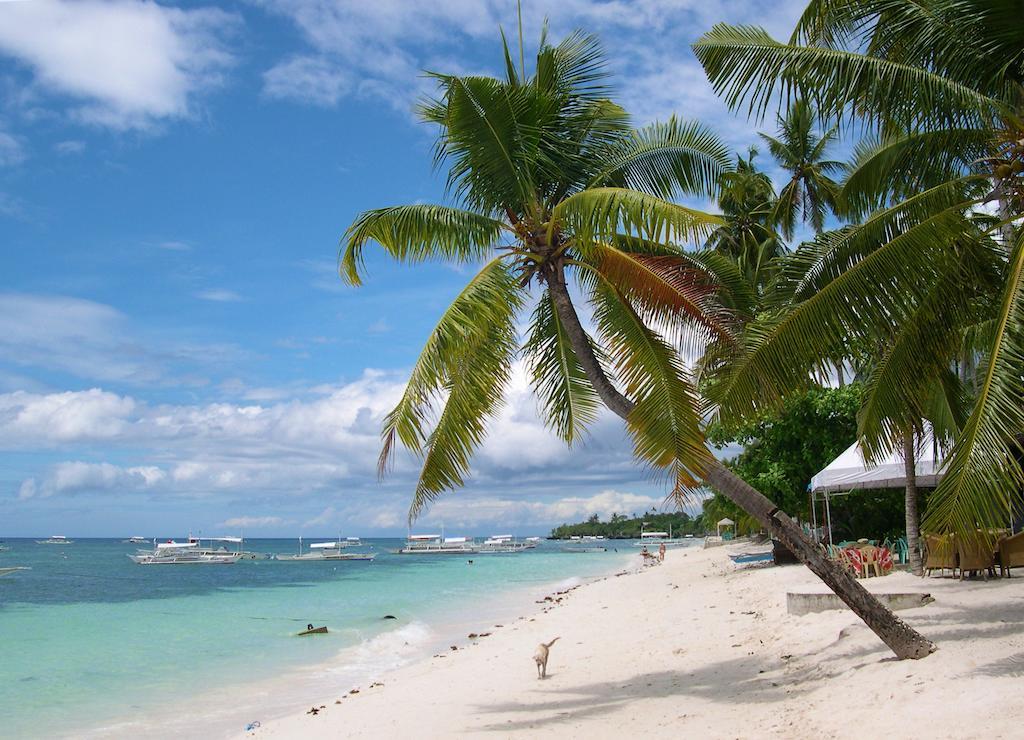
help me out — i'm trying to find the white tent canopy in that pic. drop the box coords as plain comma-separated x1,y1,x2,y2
716,517,735,535
811,429,943,493
809,428,944,546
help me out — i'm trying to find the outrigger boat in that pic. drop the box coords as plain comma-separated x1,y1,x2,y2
123,536,148,544
129,538,242,565
633,526,692,549
395,534,478,555
36,535,73,545
477,534,536,553
275,537,375,562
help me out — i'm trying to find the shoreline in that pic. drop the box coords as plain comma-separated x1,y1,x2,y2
73,549,640,739
248,544,1024,739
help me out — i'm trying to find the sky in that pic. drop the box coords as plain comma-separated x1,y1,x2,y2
0,0,810,538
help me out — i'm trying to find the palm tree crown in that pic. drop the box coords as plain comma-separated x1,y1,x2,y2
342,29,733,519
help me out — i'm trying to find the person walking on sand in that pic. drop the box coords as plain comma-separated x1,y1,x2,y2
658,543,666,562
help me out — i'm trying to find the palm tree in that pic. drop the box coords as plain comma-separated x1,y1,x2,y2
693,0,1024,551
341,28,933,659
760,99,843,239
706,148,785,291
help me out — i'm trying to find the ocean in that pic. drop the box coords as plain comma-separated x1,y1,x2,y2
0,537,636,738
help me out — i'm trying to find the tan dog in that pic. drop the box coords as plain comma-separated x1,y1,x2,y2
533,637,560,679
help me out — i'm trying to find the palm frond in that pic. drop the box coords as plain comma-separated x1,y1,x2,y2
587,117,731,199
378,259,523,518
523,289,602,444
924,230,1024,543
341,204,507,285
554,187,723,249
692,23,1003,128
588,273,711,500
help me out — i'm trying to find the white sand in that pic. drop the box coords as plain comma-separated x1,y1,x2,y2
245,546,1024,739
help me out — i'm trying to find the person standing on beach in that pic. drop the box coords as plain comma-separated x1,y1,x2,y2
658,543,666,562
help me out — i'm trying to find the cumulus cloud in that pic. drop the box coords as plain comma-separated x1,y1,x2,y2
4,362,670,531
0,0,238,130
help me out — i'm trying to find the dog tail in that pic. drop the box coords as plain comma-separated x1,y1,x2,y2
544,637,560,648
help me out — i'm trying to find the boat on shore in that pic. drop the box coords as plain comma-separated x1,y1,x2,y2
396,534,478,555
275,537,375,562
36,535,73,545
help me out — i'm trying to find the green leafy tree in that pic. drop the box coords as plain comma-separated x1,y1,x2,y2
706,384,862,521
342,27,932,659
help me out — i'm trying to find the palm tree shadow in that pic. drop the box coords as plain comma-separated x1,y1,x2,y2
472,655,801,732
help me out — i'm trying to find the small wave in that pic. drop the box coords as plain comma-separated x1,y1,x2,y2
325,621,434,680
549,575,583,591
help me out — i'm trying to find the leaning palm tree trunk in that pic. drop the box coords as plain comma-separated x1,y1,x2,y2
548,270,935,660
903,433,923,575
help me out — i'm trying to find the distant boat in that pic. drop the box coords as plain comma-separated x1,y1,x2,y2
0,566,29,578
395,534,478,555
275,537,375,562
36,535,73,545
0,541,9,552
561,546,607,553
123,536,148,544
634,526,691,549
477,535,536,553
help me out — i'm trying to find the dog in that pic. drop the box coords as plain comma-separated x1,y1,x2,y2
533,637,560,679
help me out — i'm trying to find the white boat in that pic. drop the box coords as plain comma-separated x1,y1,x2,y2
129,539,241,565
123,536,148,544
36,535,73,545
634,526,692,549
0,566,29,578
396,534,478,555
275,537,375,562
525,537,541,543
477,534,536,553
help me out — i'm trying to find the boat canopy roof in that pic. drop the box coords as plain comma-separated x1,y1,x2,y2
443,536,469,543
157,541,198,549
309,542,339,549
409,534,441,540
490,534,513,539
211,536,243,543
641,532,669,538
345,537,360,541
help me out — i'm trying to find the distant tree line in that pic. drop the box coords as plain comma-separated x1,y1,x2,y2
550,510,704,540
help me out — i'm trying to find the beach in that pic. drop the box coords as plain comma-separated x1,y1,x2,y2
251,545,1024,740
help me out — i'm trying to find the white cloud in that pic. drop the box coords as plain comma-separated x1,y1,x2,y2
158,240,193,251
0,128,26,166
196,288,243,302
0,292,247,386
263,55,351,106
255,0,806,136
3,364,662,531
220,515,284,529
53,140,85,155
0,0,238,130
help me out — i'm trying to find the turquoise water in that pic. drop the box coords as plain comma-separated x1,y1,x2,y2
0,538,632,737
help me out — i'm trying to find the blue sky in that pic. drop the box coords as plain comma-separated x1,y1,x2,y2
0,0,809,537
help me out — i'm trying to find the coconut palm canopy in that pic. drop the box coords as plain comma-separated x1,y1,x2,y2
341,28,737,520
693,0,1024,542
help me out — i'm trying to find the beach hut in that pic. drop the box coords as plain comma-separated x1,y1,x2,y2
809,430,943,546
716,518,735,538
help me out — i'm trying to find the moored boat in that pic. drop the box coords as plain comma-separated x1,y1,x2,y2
275,537,375,561
36,535,73,545
396,534,478,555
129,539,241,565
477,534,535,553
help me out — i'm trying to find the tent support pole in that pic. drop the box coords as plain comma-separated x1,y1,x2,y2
825,492,834,547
